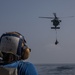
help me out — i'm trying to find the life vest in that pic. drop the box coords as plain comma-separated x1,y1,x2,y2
0,66,17,75
0,61,20,75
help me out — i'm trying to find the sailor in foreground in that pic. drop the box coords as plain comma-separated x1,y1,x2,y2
0,31,38,75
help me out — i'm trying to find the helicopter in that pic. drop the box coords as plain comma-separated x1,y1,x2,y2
39,13,74,45
39,13,61,30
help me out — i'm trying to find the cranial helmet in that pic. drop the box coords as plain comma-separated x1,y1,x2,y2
0,32,27,57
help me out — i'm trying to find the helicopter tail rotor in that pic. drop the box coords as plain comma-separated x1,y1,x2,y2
53,13,57,17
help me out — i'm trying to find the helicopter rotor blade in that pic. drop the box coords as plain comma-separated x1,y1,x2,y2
39,17,54,19
59,16,74,18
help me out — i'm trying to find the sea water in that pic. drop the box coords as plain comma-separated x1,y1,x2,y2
35,64,75,75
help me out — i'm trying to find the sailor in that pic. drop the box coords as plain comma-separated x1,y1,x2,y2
0,31,38,75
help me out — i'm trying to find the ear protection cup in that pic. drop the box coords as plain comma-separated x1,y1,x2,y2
21,45,27,54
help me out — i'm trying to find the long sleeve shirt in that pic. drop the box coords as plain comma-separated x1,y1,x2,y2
1,61,38,75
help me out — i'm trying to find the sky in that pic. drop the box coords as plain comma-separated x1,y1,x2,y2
0,0,75,64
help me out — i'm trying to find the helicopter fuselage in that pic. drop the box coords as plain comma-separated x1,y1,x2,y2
39,13,62,29
51,19,61,27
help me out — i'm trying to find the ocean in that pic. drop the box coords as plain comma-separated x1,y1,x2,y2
35,64,75,75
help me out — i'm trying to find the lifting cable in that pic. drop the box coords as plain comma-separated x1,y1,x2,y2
55,29,59,45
